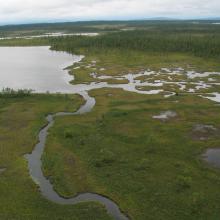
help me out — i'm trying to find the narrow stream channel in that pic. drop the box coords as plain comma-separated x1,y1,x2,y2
25,91,129,220
6,46,219,220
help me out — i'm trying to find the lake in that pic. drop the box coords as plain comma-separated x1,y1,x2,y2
0,46,165,96
2,46,220,102
0,46,82,93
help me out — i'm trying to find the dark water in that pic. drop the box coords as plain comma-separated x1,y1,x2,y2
203,148,220,168
25,91,128,220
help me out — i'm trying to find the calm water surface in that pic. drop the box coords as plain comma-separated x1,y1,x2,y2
0,46,129,219
0,46,82,93
203,148,220,168
2,46,220,220
0,46,164,96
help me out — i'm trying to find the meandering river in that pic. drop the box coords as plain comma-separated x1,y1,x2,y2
25,91,128,220
0,46,132,220
1,46,220,220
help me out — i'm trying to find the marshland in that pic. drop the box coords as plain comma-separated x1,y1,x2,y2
1,20,220,220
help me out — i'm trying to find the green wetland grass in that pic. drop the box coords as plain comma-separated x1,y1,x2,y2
43,89,220,220
68,49,220,86
0,93,112,220
1,22,220,219
48,27,220,84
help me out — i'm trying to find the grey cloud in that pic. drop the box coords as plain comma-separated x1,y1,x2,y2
0,0,219,24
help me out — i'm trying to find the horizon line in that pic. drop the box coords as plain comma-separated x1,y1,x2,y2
1,17,220,27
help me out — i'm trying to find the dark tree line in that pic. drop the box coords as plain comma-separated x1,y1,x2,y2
50,29,220,58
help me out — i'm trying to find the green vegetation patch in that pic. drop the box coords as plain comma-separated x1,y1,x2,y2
43,88,220,220
0,93,112,220
69,49,220,85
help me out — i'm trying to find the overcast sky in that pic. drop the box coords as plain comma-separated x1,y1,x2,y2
0,0,220,24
